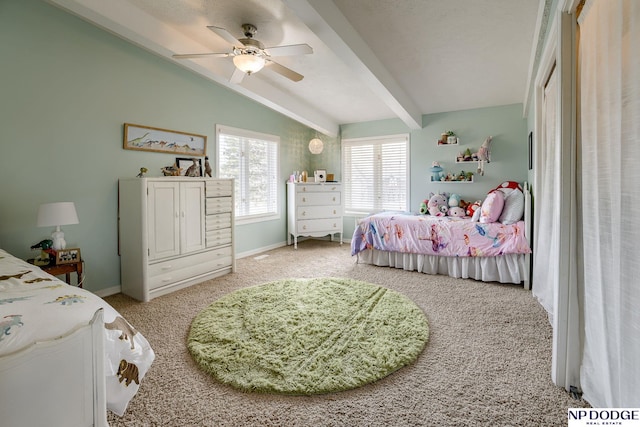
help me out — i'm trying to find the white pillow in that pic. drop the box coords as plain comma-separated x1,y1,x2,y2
498,188,525,224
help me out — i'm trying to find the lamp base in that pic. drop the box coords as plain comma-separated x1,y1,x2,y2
51,230,66,250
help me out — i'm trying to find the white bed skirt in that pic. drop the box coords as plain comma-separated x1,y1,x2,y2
355,249,528,285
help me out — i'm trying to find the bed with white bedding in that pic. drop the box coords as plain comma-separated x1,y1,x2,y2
351,182,532,288
0,248,155,426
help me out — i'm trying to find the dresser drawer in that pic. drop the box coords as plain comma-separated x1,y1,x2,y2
205,213,232,231
206,228,232,247
296,184,341,193
297,205,341,219
206,180,232,197
206,197,232,214
148,248,232,290
296,218,342,234
296,192,340,206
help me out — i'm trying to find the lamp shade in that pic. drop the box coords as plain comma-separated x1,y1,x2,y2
233,54,266,75
37,202,79,227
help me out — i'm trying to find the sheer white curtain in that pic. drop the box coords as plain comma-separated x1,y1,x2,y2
578,0,640,407
532,67,560,319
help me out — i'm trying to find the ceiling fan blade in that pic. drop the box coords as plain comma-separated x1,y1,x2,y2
172,52,230,59
207,25,245,47
264,44,313,57
229,67,245,84
265,60,304,82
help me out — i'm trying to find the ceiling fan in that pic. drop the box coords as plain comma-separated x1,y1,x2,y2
173,23,313,83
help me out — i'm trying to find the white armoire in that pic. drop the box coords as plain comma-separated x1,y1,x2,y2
118,177,235,301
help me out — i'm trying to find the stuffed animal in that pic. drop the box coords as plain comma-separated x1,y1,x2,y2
448,206,466,217
419,200,429,215
448,193,461,208
427,192,449,217
466,200,482,217
477,136,493,176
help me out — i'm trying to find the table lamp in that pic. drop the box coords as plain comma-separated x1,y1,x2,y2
37,202,79,250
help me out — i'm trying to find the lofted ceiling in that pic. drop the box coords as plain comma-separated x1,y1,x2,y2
46,0,543,137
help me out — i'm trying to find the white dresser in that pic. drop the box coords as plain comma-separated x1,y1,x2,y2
287,182,343,249
118,177,235,301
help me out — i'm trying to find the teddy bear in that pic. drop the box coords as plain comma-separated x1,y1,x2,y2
427,192,449,217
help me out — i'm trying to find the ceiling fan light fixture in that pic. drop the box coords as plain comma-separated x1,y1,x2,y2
233,53,265,75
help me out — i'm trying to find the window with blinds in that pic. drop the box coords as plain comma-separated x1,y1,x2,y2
342,134,409,214
216,125,279,223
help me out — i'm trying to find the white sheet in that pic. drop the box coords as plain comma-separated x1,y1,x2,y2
0,248,155,416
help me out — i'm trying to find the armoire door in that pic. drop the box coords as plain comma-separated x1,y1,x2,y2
147,181,181,260
180,181,206,254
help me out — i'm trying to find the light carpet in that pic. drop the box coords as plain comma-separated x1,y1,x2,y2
188,278,429,395
105,240,589,426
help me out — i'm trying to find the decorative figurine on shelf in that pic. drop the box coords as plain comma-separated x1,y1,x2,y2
477,136,493,176
185,159,200,177
204,156,212,177
430,161,443,181
161,163,182,176
136,167,148,178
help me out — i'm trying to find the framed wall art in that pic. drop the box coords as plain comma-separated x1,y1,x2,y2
123,123,207,156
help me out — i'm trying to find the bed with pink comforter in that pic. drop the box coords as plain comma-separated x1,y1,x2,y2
351,210,531,286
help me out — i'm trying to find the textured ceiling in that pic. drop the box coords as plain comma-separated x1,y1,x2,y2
47,0,542,136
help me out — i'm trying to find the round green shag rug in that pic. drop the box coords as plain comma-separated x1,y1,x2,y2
187,277,429,395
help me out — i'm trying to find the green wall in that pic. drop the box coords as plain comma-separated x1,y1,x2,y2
340,104,529,237
0,0,327,293
0,0,527,294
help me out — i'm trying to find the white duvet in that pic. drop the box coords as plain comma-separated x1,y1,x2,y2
0,248,154,416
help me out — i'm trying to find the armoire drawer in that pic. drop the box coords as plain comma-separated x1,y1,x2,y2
206,213,232,231
206,197,232,214
148,248,232,290
206,228,232,247
206,180,232,197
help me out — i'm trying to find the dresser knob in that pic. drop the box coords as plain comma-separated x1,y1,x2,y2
302,197,306,202
333,210,336,214
332,197,336,201
303,225,307,230
302,211,306,216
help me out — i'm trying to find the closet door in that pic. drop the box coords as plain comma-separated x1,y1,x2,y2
532,65,559,317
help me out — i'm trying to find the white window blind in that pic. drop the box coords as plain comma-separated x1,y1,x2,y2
216,125,279,223
342,134,409,214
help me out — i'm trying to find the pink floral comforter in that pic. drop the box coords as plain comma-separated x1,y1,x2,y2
351,212,531,257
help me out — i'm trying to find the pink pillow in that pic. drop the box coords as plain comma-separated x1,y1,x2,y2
479,191,504,223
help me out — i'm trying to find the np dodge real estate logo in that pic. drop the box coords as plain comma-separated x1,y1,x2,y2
568,409,640,426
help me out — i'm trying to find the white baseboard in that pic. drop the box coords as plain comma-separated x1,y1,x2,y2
94,285,121,298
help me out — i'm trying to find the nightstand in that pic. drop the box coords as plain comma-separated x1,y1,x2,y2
27,257,83,287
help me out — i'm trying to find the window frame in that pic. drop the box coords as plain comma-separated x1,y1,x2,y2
216,124,280,225
341,134,410,216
